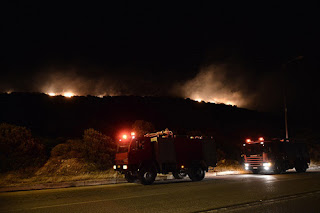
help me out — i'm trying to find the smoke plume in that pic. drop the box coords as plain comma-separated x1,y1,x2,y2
176,64,254,108
35,68,121,97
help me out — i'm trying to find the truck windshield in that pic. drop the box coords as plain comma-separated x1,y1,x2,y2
117,144,129,153
244,144,263,155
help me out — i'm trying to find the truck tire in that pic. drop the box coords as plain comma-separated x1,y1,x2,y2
172,171,187,179
188,167,205,181
273,162,282,174
138,165,157,185
125,172,137,183
295,161,307,173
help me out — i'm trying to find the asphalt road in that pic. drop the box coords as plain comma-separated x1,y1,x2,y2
1,171,320,213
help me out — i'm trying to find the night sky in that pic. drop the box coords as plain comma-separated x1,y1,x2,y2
1,2,320,112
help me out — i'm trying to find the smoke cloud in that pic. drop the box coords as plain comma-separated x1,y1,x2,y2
35,69,120,97
1,63,283,111
175,64,255,108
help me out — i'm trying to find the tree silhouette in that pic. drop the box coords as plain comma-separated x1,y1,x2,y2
132,120,155,136
0,123,45,172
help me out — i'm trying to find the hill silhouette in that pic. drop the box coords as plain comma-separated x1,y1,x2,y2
0,92,317,160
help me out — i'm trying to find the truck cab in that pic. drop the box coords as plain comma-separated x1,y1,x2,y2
242,138,310,174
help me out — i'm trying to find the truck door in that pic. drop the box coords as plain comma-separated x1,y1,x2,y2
128,138,152,165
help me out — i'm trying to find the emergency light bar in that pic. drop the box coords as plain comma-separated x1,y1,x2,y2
245,137,265,143
119,132,136,142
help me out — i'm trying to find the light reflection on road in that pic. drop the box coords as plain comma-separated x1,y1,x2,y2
238,174,276,181
205,172,276,182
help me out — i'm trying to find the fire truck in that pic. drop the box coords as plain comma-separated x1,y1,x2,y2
242,137,310,174
114,129,217,185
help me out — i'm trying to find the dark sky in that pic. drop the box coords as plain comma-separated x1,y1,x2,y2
1,2,320,112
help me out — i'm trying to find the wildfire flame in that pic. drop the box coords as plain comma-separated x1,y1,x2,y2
45,91,75,98
179,65,245,107
63,92,74,98
193,97,236,105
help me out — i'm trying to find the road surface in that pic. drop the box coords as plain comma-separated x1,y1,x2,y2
1,171,320,213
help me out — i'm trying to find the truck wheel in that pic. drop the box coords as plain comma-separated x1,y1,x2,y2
273,163,282,174
295,161,307,173
172,171,187,179
138,166,157,185
188,167,205,181
125,172,137,183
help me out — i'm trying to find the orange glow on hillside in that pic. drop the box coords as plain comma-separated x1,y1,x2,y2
63,92,74,98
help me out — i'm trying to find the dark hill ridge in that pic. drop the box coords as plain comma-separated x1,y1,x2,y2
2,92,319,160
1,92,283,140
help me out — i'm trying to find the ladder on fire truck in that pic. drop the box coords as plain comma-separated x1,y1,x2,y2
144,128,173,138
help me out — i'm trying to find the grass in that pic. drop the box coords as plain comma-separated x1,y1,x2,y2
0,157,120,187
310,160,320,167
214,159,245,172
0,158,247,188
11,158,320,188
0,170,120,187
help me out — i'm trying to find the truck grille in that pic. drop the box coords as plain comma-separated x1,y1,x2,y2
246,156,263,166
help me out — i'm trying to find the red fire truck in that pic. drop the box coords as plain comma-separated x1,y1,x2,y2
242,137,310,174
114,129,217,185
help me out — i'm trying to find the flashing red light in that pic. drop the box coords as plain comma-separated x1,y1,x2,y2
122,134,128,140
131,132,135,136
246,139,251,143
259,137,264,141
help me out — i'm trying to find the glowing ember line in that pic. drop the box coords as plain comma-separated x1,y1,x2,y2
63,92,74,98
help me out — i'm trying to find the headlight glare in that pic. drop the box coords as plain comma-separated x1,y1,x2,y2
263,163,271,167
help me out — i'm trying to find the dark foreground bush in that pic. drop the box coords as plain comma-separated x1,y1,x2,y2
0,123,46,172
308,143,320,164
51,128,116,170
35,158,100,176
215,159,244,172
132,120,155,136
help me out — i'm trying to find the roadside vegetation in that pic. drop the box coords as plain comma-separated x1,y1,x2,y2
309,143,320,166
0,122,319,187
0,123,46,173
0,123,118,187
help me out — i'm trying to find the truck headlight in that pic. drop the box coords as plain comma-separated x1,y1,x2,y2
123,165,128,170
263,163,271,167
113,165,117,170
244,163,249,170
263,162,271,170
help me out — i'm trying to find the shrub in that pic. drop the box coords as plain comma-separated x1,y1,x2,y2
51,139,87,159
35,158,99,176
215,159,243,172
308,143,320,164
83,128,115,169
49,129,115,170
0,123,45,172
132,120,155,136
